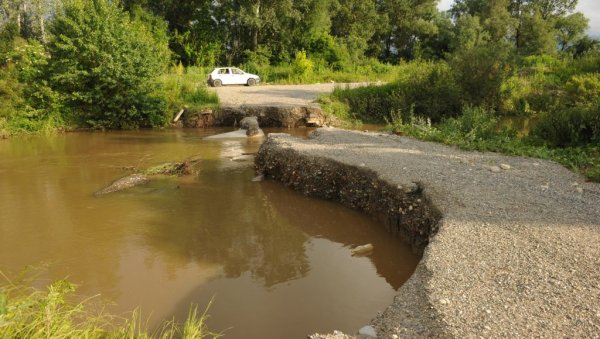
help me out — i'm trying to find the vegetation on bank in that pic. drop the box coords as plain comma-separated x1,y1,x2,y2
2,0,598,137
0,272,221,338
320,54,600,181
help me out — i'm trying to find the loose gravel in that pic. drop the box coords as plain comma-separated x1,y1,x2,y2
256,128,600,338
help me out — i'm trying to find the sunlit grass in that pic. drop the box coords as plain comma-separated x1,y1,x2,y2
0,270,222,339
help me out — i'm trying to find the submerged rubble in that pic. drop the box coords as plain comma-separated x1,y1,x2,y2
94,158,201,196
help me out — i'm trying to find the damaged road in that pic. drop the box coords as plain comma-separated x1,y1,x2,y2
255,128,600,338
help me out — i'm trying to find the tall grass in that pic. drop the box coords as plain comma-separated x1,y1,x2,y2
0,271,222,339
240,58,401,85
159,65,219,115
387,106,600,182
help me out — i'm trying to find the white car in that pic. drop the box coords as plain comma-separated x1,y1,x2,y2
207,67,260,87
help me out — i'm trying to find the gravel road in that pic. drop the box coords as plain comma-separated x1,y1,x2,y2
256,128,600,338
211,83,366,107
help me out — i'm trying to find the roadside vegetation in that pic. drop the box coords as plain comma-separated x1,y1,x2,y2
0,271,221,338
321,52,600,181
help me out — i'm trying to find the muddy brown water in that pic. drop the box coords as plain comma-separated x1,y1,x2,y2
0,128,417,338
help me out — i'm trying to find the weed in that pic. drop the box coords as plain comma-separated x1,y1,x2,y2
0,271,222,339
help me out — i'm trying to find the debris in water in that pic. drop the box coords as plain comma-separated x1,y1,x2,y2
351,243,374,256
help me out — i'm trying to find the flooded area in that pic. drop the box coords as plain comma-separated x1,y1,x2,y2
0,128,418,338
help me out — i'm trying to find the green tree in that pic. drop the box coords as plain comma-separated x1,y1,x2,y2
373,0,439,61
555,12,588,52
330,0,381,63
47,0,171,129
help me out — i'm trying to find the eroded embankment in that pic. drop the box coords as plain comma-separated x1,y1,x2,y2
255,139,441,256
181,105,329,128
255,128,600,338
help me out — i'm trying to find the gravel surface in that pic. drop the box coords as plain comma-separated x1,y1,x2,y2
211,83,368,107
257,128,600,338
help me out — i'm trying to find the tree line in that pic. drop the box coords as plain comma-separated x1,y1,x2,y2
2,0,596,67
0,0,598,134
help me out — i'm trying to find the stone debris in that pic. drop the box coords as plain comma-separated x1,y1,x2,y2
350,243,374,256
358,325,377,338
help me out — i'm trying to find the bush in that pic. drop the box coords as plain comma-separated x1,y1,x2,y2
565,73,600,105
533,102,600,147
440,106,502,143
329,61,461,123
292,50,314,78
47,0,171,129
450,45,511,109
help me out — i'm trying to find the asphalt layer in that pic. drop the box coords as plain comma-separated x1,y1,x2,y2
257,128,600,338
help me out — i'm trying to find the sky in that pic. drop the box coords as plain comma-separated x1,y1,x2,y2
437,0,600,37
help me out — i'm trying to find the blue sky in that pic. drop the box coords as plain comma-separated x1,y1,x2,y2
437,0,600,37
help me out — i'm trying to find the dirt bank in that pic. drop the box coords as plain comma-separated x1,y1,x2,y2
255,128,600,338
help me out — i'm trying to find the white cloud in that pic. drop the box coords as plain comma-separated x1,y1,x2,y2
577,0,600,37
437,0,453,12
437,0,600,37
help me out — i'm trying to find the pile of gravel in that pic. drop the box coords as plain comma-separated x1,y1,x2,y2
255,128,600,338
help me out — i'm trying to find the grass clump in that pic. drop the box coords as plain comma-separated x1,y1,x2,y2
160,65,219,116
0,271,222,339
387,106,600,182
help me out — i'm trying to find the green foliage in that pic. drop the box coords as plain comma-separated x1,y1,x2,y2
533,101,600,147
292,50,314,78
327,61,461,123
0,272,222,339
0,39,65,136
47,0,171,129
160,66,219,114
387,104,600,181
450,43,512,108
565,73,600,104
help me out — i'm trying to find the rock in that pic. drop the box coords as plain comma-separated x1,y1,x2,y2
351,243,374,256
94,173,149,196
240,116,260,136
489,166,502,173
358,325,377,338
440,298,450,305
204,129,265,139
252,174,264,182
576,187,584,194
219,105,326,128
143,159,201,176
500,164,511,170
231,155,254,162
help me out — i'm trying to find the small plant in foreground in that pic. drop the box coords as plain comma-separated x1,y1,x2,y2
0,271,222,339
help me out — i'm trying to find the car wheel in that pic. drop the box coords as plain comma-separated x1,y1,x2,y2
213,79,222,87
247,78,256,86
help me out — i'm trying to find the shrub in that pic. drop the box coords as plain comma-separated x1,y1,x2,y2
565,73,600,105
292,50,314,78
440,106,500,142
450,45,511,109
47,0,171,129
533,102,600,147
329,61,461,123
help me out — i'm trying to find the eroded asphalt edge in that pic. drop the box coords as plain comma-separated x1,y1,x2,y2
255,128,600,338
